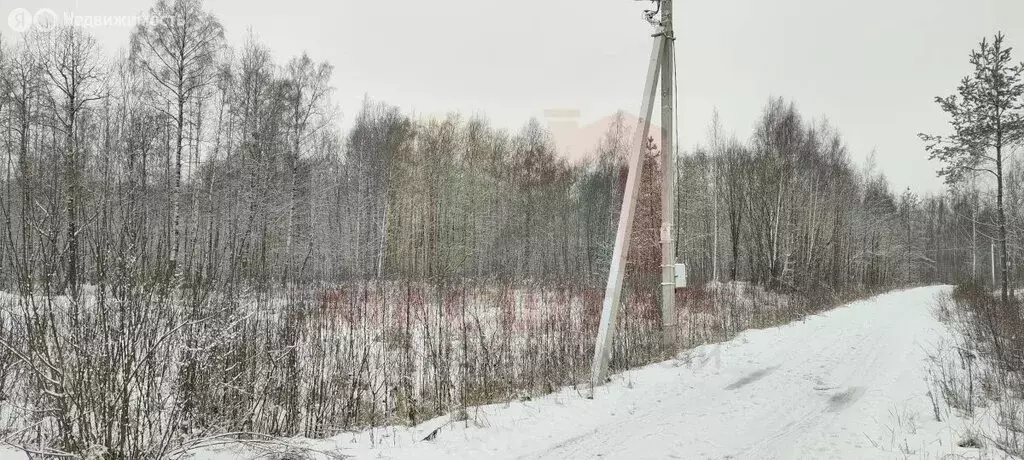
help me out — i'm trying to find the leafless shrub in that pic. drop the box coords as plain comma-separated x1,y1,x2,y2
931,283,1024,456
1,277,863,457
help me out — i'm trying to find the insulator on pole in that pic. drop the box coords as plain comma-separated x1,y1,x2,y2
634,0,664,27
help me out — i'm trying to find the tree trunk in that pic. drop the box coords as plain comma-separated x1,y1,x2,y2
173,93,184,285
997,143,1009,305
66,103,78,299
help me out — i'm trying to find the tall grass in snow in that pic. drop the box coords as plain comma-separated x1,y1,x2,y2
0,280,854,458
931,283,1024,455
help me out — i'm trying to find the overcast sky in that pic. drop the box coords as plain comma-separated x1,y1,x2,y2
4,0,1024,192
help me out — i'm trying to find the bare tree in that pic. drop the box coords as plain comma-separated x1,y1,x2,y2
281,53,332,284
43,26,104,297
131,0,224,283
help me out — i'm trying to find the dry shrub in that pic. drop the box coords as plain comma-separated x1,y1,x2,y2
0,279,874,458
936,282,1024,456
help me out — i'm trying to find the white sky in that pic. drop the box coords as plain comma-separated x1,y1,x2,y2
4,0,1024,193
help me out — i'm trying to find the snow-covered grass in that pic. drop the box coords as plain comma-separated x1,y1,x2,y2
0,281,900,459
137,286,1007,460
929,285,1024,457
0,282,656,458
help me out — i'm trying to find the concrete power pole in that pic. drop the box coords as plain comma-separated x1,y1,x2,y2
591,0,677,392
992,239,998,288
659,0,677,350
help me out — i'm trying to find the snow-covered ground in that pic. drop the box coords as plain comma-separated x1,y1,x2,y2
326,285,994,460
1,286,1008,459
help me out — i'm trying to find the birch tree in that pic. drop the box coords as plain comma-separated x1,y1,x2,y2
281,54,332,283
130,0,224,283
43,26,103,297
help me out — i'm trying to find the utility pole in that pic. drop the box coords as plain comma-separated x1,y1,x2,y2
971,177,978,281
591,0,678,392
972,208,977,280
659,0,677,350
992,239,997,288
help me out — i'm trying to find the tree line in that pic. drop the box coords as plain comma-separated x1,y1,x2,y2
0,4,625,294
0,2,1018,299
679,98,1022,298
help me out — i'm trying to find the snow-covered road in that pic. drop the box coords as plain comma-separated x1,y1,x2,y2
346,286,986,459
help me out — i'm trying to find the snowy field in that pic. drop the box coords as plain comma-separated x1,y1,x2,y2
309,285,994,460
1,286,1009,459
